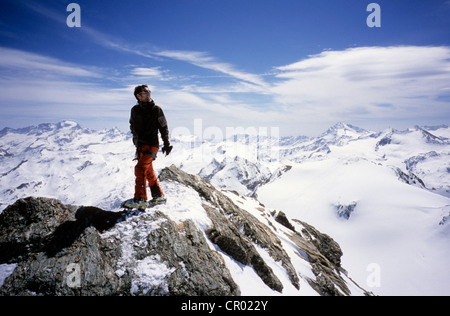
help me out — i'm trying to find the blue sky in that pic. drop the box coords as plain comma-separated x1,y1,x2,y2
1,0,450,136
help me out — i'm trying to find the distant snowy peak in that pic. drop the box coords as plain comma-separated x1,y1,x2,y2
277,123,374,161
0,120,128,139
376,125,448,150
0,121,131,152
315,123,379,147
413,126,447,144
0,120,81,136
321,122,372,138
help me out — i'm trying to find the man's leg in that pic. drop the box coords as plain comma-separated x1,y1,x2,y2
134,147,155,201
134,165,147,201
144,147,165,199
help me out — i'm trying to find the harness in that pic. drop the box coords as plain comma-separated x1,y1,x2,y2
134,148,157,161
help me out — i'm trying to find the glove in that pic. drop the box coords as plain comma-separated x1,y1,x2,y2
162,144,173,156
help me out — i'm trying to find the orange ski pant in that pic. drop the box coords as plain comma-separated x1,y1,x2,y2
134,145,164,201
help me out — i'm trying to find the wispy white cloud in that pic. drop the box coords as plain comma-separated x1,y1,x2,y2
0,47,99,78
0,46,132,128
22,0,66,24
86,32,269,90
63,19,269,91
271,46,450,125
154,50,268,89
131,67,164,77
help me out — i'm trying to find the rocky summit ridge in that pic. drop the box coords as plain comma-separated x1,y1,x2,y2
0,165,370,296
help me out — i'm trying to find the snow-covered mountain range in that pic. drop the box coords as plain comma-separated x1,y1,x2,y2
1,120,449,295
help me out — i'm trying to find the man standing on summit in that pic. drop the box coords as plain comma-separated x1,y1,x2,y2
125,85,172,209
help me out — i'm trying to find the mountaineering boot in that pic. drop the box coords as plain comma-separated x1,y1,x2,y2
121,198,148,210
149,196,167,206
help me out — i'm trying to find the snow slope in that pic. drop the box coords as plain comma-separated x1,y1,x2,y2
1,121,449,295
258,158,450,296
258,125,450,296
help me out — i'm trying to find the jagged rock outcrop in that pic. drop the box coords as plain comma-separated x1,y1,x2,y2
393,167,426,189
0,197,238,296
0,198,128,295
289,219,350,296
274,211,357,296
0,165,370,296
160,165,370,296
160,165,299,292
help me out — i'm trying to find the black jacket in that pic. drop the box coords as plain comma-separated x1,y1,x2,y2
129,100,170,148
